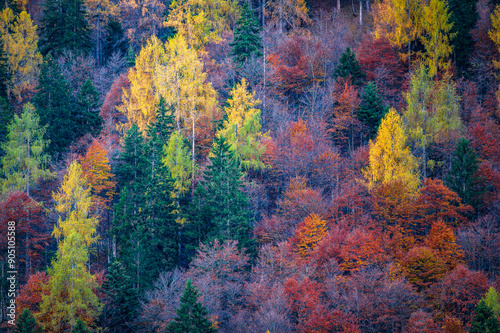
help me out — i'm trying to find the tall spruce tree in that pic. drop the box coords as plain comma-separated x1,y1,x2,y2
111,103,178,293
449,0,478,71
0,96,12,162
230,1,262,66
101,260,139,333
188,136,255,257
333,47,366,86
357,82,387,139
32,56,75,155
470,300,500,333
104,18,128,61
445,138,487,211
166,279,217,333
14,309,43,333
39,0,92,56
75,78,103,139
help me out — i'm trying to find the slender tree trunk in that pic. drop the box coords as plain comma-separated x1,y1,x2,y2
337,0,341,12
359,0,363,25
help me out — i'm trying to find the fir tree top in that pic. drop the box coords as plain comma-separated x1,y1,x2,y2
230,1,263,66
333,47,366,86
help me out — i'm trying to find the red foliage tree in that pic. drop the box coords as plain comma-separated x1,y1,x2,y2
432,264,489,326
406,310,440,333
357,35,406,106
16,271,49,314
0,192,50,282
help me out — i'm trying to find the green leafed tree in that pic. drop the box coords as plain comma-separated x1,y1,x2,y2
1,103,53,196
163,130,193,199
445,138,487,211
101,259,139,333
357,82,387,139
188,136,255,257
217,79,267,170
39,0,92,56
14,309,42,333
166,279,217,333
230,1,262,66
403,66,461,178
333,47,366,86
470,300,500,333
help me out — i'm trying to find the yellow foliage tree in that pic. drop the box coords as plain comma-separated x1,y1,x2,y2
364,108,420,192
266,0,311,34
489,5,500,69
419,0,455,76
218,79,267,170
118,36,165,133
0,10,42,100
165,0,239,48
52,161,98,247
374,0,423,62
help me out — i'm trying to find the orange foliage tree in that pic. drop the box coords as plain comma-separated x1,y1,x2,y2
291,213,327,259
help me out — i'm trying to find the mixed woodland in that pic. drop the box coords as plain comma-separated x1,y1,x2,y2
2,0,500,331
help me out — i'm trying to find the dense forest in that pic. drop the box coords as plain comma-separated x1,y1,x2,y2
1,0,500,331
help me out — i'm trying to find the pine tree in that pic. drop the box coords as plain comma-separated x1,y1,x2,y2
333,47,366,86
167,279,216,333
39,0,92,56
71,319,90,333
14,309,42,333
75,78,103,139
111,103,178,293
1,103,53,196
448,0,478,71
230,1,262,66
101,259,139,333
470,300,500,333
114,124,148,190
32,55,74,155
0,96,10,160
357,82,387,139
0,0,20,16
445,138,487,211
188,136,255,256
104,18,128,60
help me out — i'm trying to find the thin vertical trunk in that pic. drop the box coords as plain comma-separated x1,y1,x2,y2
337,0,341,12
366,0,369,12
359,0,363,25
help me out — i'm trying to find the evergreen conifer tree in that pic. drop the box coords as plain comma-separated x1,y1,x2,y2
333,47,366,86
111,103,178,293
0,96,12,161
0,0,21,16
188,136,255,256
32,55,75,155
71,318,90,333
14,309,42,333
101,259,139,333
470,300,500,333
357,82,387,139
230,1,262,66
104,18,128,61
167,279,216,333
449,0,478,71
445,138,487,211
76,78,103,139
39,0,92,56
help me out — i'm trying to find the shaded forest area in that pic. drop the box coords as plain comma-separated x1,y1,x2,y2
1,0,500,331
